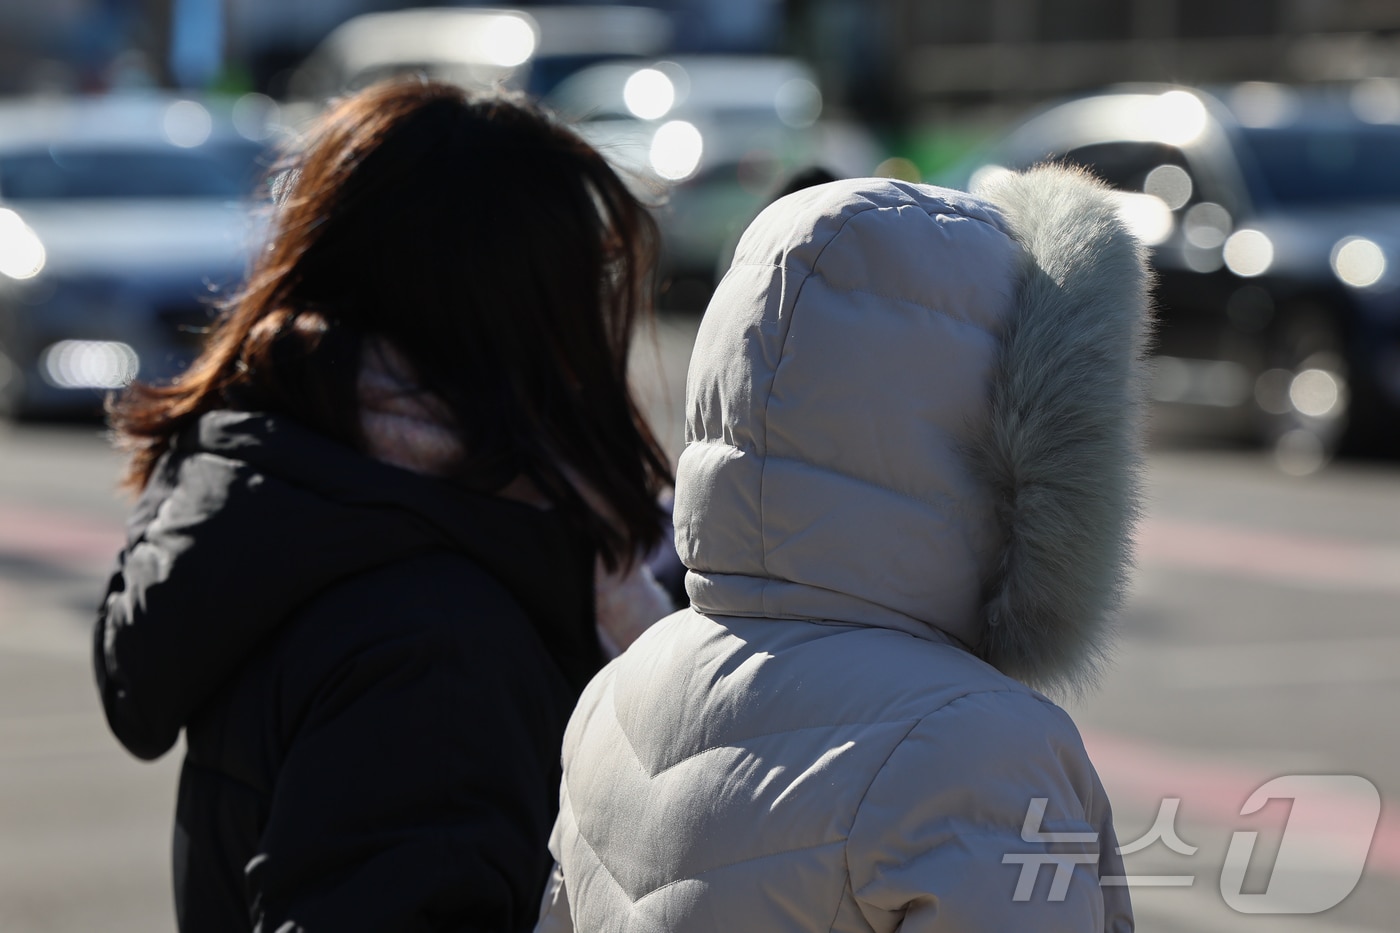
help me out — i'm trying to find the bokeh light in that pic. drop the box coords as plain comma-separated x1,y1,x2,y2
1290,368,1343,418
1144,164,1193,210
774,78,822,128
1350,78,1400,124
481,14,536,68
163,100,212,148
40,341,140,389
649,120,703,181
1183,202,1232,249
1223,229,1274,277
874,157,921,181
1150,90,1209,146
1330,236,1386,288
1274,428,1328,475
1113,191,1174,246
1228,81,1297,128
0,209,46,280
623,68,675,120
968,164,1013,193
232,93,280,141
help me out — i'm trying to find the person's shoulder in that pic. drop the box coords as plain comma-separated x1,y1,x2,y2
727,620,1092,779
865,633,1087,762
751,617,1065,724
855,663,1101,840
270,548,578,730
286,549,541,663
598,612,1080,753
913,678,1085,755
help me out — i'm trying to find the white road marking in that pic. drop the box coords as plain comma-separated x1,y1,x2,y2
1137,516,1400,596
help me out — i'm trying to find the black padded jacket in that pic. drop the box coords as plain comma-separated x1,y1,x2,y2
94,410,603,932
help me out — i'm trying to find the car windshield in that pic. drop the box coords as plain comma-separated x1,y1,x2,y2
0,142,264,201
1235,123,1400,206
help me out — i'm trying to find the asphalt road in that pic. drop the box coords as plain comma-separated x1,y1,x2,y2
2,312,1397,932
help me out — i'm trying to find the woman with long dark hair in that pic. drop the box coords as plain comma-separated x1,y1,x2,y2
94,79,673,932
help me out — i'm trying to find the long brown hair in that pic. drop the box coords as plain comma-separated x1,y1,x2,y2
110,79,672,569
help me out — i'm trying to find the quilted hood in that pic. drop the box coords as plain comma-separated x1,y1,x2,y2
673,166,1153,694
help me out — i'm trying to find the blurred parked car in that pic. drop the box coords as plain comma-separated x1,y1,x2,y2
0,93,274,418
963,82,1400,459
547,55,883,302
285,5,674,105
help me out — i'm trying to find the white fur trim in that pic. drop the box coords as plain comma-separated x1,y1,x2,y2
970,164,1155,695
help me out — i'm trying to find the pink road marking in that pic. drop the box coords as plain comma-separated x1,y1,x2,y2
1083,729,1400,876
0,501,124,572
1136,516,1400,594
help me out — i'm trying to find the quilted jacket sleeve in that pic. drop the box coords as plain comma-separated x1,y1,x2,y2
847,689,1132,933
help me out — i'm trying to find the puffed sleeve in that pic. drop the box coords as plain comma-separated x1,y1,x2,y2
847,689,1133,933
248,554,574,933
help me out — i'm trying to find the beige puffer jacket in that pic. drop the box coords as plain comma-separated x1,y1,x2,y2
539,167,1152,932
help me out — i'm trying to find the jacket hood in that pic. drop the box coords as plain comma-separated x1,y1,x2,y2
96,410,598,760
674,166,1153,695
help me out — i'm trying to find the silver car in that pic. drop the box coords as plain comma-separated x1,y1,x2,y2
958,82,1400,461
0,93,274,418
547,55,883,303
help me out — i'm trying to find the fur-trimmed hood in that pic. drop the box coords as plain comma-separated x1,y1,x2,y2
673,165,1153,695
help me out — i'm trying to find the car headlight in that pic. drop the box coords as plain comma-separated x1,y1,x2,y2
0,209,45,280
40,340,140,390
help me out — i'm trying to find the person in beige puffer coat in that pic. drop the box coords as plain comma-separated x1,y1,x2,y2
538,164,1153,932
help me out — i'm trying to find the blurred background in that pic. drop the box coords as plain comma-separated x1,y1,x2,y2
1,1,1398,931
